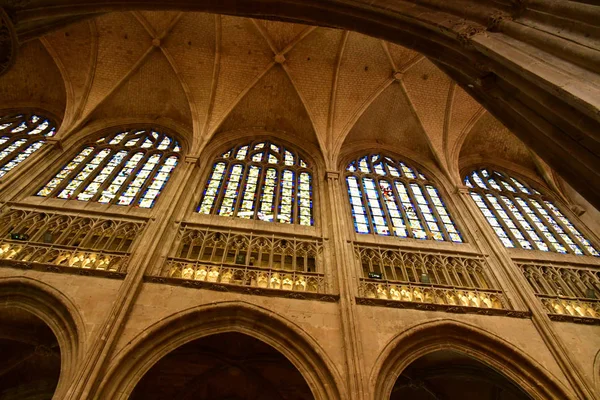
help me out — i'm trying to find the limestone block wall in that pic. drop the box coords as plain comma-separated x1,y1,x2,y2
0,132,598,400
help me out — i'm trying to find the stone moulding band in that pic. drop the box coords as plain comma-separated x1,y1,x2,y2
0,258,127,279
144,275,339,303
355,296,531,318
547,314,600,326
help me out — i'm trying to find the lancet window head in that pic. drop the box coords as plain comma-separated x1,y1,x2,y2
36,128,181,208
0,111,57,178
465,167,599,257
345,154,462,243
197,140,313,226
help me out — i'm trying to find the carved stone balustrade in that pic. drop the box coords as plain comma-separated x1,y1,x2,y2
353,243,529,316
0,240,129,276
0,207,146,277
148,224,336,301
155,259,329,297
358,279,506,309
518,261,600,324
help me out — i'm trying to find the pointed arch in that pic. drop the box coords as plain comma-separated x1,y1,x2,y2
371,319,574,400
463,166,599,257
196,136,314,226
342,150,463,243
0,277,85,398
0,110,58,179
36,126,183,208
96,301,345,400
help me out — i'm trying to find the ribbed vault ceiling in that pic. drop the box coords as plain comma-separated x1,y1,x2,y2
2,10,539,179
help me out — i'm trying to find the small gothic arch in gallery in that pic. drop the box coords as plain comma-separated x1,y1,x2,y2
465,167,598,257
345,153,462,242
197,140,313,226
0,111,57,178
36,128,181,208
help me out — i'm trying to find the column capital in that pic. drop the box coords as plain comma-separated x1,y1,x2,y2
184,155,200,165
45,137,63,151
456,186,471,195
0,8,17,77
325,171,340,180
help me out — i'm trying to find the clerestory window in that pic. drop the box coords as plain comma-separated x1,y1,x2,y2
0,112,56,178
465,167,598,257
197,140,313,226
345,154,462,242
36,128,180,208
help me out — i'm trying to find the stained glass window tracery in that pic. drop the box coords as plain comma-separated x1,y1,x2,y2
345,154,462,243
37,128,180,208
465,168,599,257
0,112,57,179
197,140,313,226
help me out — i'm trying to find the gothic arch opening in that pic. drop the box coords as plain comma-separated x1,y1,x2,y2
391,349,530,400
0,307,61,400
0,278,83,400
98,302,343,400
131,332,314,400
372,320,573,400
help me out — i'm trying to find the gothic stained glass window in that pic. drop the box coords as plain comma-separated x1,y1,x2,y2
0,112,57,178
197,140,313,226
345,154,462,243
36,129,181,209
465,168,599,257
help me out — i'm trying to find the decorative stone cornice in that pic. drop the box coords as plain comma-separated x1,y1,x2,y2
0,7,17,78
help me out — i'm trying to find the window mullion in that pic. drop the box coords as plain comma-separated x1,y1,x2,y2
214,162,235,215
273,167,283,224
110,151,148,205
406,181,434,239
232,163,251,218
252,164,267,221
2,119,22,133
89,148,132,202
422,183,451,241
480,192,523,249
527,198,572,254
47,148,98,197
131,152,168,206
293,168,300,226
374,178,395,236
391,179,414,238
69,148,115,200
0,139,30,168
484,191,525,248
70,148,116,200
0,137,19,153
22,121,37,136
359,174,376,234
510,195,554,251
537,199,588,256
